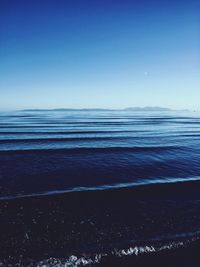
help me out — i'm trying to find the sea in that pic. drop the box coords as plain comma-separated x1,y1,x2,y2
0,109,200,267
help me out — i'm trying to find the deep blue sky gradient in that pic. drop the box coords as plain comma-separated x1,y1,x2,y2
0,0,199,110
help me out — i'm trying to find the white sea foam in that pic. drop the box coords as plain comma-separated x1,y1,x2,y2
36,254,101,267
35,239,193,267
1,237,198,267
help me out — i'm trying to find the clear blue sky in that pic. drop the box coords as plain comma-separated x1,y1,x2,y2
0,0,199,110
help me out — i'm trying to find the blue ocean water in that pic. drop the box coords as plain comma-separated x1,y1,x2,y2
0,110,200,198
0,110,200,266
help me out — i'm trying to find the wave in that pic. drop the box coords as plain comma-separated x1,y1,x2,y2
0,136,147,143
0,134,200,143
0,119,185,128
0,145,182,154
1,235,200,267
35,237,199,267
1,176,200,201
0,130,138,135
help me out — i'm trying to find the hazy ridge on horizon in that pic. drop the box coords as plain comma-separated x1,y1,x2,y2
20,106,190,112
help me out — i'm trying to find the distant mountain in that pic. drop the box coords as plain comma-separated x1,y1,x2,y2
124,106,172,111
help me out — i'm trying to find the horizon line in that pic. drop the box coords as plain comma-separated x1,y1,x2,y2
18,106,191,112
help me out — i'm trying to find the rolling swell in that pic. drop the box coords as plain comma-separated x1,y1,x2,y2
0,145,180,153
